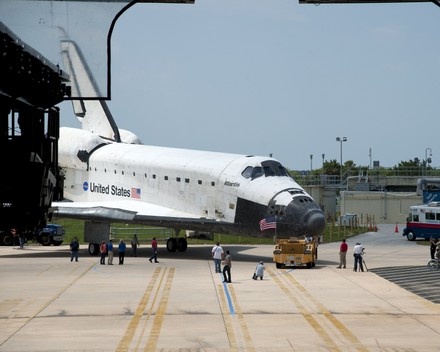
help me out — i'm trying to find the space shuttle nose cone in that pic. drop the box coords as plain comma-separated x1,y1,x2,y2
307,212,326,235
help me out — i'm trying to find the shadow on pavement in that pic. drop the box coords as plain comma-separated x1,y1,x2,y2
0,245,275,264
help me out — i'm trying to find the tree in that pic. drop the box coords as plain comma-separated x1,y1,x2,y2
344,160,356,169
322,159,340,175
395,159,420,168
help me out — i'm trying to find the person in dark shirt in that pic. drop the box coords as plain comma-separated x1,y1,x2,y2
70,238,79,262
107,239,114,265
430,237,438,260
118,239,126,265
149,237,159,263
100,241,107,265
222,250,232,283
337,239,348,269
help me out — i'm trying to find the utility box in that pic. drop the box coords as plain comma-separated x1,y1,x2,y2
84,221,111,255
339,213,357,226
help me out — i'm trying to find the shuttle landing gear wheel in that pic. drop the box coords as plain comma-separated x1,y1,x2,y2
177,237,187,252
167,238,177,252
88,243,99,255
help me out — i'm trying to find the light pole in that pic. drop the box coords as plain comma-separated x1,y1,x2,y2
310,154,313,172
369,147,372,169
424,147,432,176
336,137,347,183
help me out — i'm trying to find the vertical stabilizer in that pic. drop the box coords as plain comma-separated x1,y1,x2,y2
60,40,121,142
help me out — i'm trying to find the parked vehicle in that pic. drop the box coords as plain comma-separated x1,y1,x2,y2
35,224,65,246
403,202,440,241
273,238,318,268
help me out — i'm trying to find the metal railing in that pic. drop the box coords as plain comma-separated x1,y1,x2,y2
294,167,440,187
110,227,171,243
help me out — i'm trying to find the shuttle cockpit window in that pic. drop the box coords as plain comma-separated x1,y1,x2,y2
241,161,291,180
252,167,264,179
261,160,291,178
241,166,264,180
263,166,275,177
241,166,254,179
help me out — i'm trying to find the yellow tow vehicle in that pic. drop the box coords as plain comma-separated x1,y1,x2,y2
273,237,318,269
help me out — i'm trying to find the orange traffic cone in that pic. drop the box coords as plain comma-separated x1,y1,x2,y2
394,223,399,233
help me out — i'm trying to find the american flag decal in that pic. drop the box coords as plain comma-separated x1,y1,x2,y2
131,187,141,199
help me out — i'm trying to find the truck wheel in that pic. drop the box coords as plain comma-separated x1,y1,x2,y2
306,262,312,269
275,262,283,269
406,232,416,241
41,234,51,246
2,234,13,246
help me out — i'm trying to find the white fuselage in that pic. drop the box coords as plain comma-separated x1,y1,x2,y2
58,127,305,225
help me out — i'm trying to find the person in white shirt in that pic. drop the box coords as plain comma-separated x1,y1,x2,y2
253,261,265,280
211,242,224,273
353,242,364,272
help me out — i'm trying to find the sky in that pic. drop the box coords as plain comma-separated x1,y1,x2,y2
59,0,440,171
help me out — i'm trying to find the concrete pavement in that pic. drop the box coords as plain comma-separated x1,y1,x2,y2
0,224,439,351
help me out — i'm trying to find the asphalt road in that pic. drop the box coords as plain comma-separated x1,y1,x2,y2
0,224,439,352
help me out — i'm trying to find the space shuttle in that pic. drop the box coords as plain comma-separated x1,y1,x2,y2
51,40,326,254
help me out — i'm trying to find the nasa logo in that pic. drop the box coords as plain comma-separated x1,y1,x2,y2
83,182,89,191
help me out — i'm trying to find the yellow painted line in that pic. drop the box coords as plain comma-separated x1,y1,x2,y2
268,268,342,352
218,283,238,352
144,267,175,351
133,268,168,350
283,273,368,352
228,285,256,352
1,299,21,316
36,265,54,276
67,265,84,275
33,261,95,317
116,267,162,352
1,261,96,348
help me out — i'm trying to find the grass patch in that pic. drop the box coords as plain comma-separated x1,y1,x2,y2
53,218,369,245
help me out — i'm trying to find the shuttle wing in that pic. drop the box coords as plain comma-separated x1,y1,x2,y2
51,200,231,230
